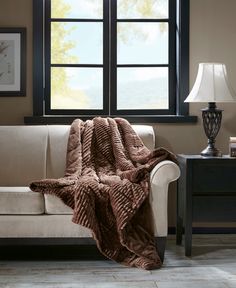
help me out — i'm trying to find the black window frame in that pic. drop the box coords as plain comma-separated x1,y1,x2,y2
25,0,197,124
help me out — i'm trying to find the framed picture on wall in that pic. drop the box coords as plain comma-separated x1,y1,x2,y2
0,28,26,96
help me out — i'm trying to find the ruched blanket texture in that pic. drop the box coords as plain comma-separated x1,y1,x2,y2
30,117,177,269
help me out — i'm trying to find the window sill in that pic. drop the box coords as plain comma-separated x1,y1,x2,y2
24,115,198,125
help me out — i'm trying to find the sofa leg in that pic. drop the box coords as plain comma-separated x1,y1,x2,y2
155,237,167,263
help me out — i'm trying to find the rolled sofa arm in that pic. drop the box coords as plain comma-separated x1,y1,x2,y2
149,160,180,237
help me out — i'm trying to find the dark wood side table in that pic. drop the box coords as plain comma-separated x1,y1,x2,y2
176,154,236,256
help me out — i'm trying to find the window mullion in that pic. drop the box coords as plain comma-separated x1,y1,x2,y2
177,0,190,116
169,0,177,114
32,0,45,116
44,0,51,115
110,0,117,115
103,0,110,115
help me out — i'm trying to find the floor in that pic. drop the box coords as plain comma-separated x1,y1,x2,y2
0,235,235,288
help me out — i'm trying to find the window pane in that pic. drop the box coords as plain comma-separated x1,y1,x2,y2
51,22,103,64
117,0,168,19
51,0,103,19
117,67,168,110
117,23,168,64
51,67,103,110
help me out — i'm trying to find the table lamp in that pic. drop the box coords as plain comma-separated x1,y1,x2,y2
184,63,236,157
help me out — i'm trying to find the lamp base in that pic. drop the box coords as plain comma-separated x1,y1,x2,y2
201,145,222,157
201,102,223,158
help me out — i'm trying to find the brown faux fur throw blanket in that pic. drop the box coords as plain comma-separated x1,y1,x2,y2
30,117,177,270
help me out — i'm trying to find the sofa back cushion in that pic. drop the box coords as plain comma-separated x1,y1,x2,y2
46,125,70,179
0,124,155,183
132,125,155,150
0,126,48,186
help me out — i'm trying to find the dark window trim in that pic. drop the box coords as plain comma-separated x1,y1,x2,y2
27,0,197,124
32,0,44,116
50,19,104,22
176,0,190,116
25,115,197,124
44,0,50,115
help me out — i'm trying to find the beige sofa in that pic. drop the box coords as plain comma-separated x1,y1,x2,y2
0,125,180,261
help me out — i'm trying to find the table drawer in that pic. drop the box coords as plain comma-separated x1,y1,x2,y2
193,196,236,221
192,162,236,195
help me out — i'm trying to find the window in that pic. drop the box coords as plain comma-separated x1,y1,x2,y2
28,0,196,123
111,0,175,116
46,0,108,115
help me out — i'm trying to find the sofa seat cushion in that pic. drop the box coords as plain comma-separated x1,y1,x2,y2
44,194,73,214
0,187,45,215
0,215,91,238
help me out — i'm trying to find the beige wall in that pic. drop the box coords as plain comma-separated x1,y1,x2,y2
159,0,236,226
156,0,236,156
0,0,32,124
1,0,236,226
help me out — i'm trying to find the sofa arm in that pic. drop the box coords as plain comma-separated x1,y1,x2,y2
149,160,180,237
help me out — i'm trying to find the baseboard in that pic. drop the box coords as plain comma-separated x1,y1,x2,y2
168,227,236,234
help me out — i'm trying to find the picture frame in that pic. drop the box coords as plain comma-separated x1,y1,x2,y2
0,28,26,96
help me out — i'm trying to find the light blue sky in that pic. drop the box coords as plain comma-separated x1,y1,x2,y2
52,22,168,84
52,0,168,19
52,0,103,19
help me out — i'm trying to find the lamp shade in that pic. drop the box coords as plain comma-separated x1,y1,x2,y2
184,63,236,103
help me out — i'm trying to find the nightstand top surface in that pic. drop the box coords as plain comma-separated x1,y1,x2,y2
177,154,235,160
